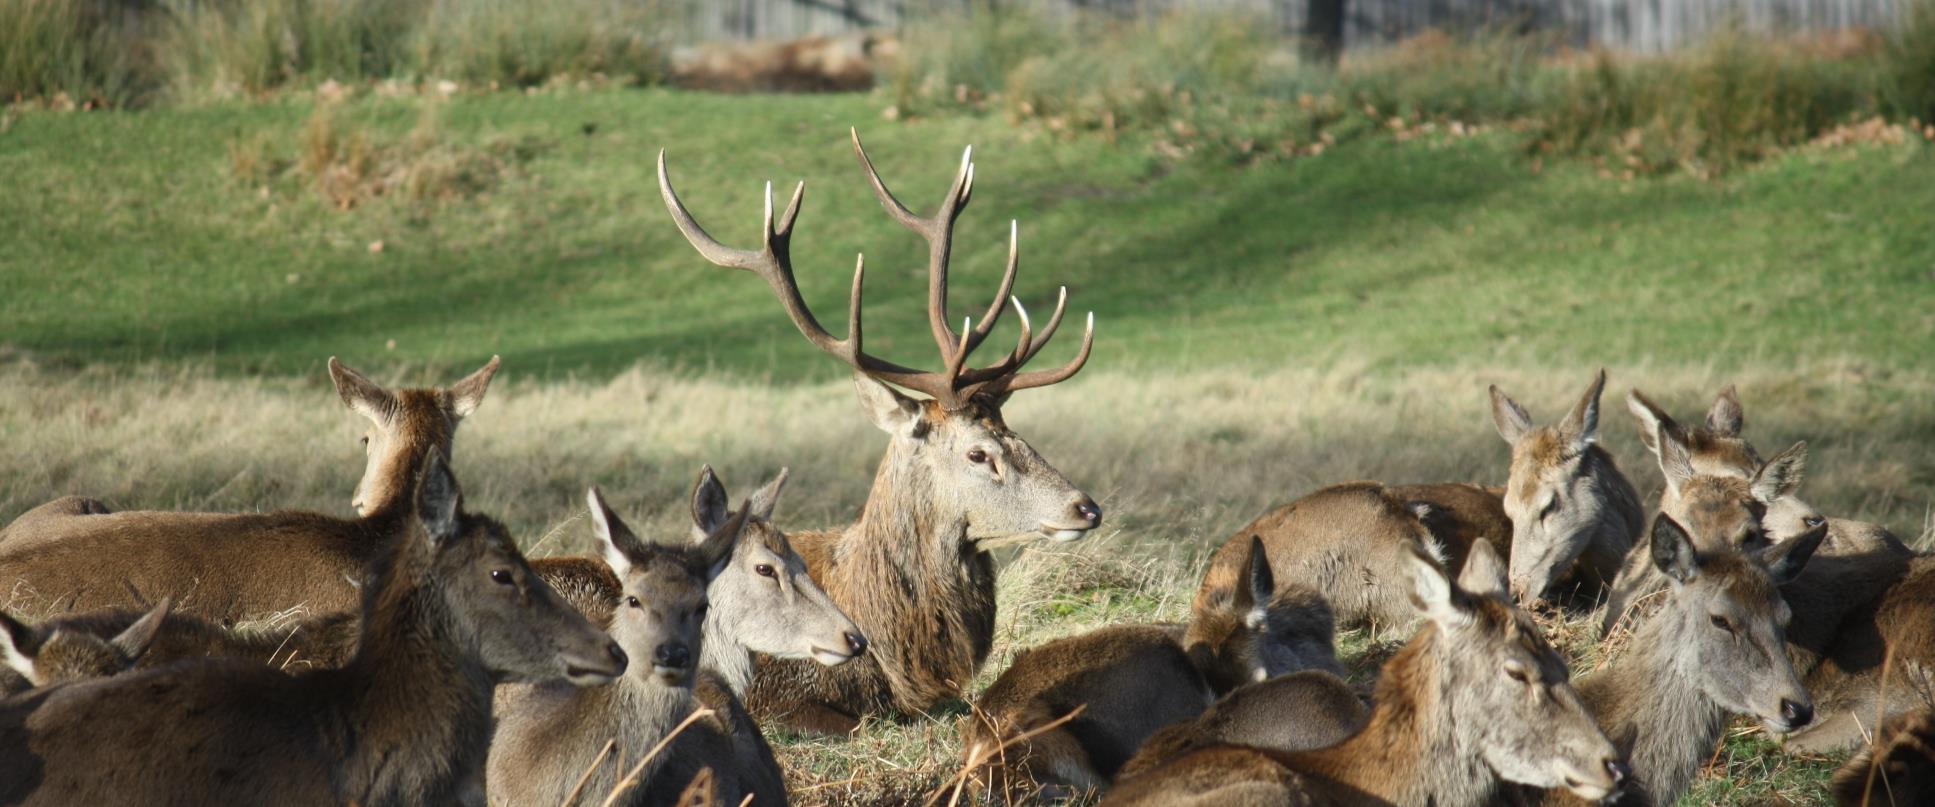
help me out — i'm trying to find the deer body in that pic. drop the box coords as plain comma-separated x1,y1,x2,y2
1833,708,1935,806
0,457,624,807
659,133,1100,733
1105,541,1624,807
0,358,498,623
1115,669,1369,782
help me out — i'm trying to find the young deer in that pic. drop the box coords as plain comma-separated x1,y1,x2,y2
960,537,1342,797
0,356,499,623
0,455,625,807
659,131,1101,733
1114,669,1369,782
1103,539,1625,807
0,604,363,697
1514,514,1824,807
1834,707,1935,806
0,599,172,692
490,485,747,807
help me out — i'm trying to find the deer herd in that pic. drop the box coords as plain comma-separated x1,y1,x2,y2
0,130,1929,807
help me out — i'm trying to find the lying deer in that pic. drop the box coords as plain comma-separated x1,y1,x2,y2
0,454,625,806
960,537,1341,797
660,131,1101,733
1103,539,1625,807
1834,707,1935,806
0,599,172,692
0,356,499,623
0,603,361,696
1513,513,1823,806
1113,667,1368,782
1212,371,1642,627
490,485,747,806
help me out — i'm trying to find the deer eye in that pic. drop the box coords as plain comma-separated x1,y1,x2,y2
1504,663,1531,684
1710,614,1735,633
755,563,777,578
359,436,370,448
696,604,710,620
489,569,513,586
1803,515,1826,529
626,596,641,609
1539,498,1559,519
966,448,989,465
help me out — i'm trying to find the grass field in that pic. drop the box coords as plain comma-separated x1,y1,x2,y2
3,88,1935,805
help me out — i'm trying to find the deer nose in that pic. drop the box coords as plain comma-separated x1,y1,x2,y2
845,630,869,657
605,642,629,673
1073,499,1102,526
1781,698,1813,728
653,643,691,670
1605,759,1630,785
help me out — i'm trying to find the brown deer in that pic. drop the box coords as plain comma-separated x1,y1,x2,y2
1514,513,1824,806
1834,707,1935,806
0,599,172,692
1102,539,1626,807
0,454,626,807
489,484,745,807
0,604,362,696
0,356,499,623
1793,554,1935,753
658,130,1101,734
960,536,1342,798
1115,669,1369,782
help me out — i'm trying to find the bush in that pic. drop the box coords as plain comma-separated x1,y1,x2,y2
1879,0,1935,123
412,0,667,88
157,0,422,99
0,0,154,106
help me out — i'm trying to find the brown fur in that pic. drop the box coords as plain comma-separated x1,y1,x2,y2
1834,708,1935,806
0,457,623,806
0,605,359,695
670,33,891,93
1116,670,1369,781
1108,542,1621,807
0,359,497,624
1387,482,1513,569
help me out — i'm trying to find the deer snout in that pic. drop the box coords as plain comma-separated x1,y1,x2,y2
845,630,869,657
1074,498,1102,527
562,639,627,686
652,642,692,684
1779,698,1814,731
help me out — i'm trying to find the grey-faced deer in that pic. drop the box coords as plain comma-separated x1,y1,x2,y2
1102,540,1625,807
490,485,745,807
1834,707,1935,806
0,454,624,807
0,599,171,692
0,356,499,623
1515,514,1823,807
659,130,1100,734
960,537,1342,798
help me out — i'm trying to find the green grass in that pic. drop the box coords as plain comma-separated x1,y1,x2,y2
2,89,1933,383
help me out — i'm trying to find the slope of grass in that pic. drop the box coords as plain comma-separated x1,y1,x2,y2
2,89,1933,383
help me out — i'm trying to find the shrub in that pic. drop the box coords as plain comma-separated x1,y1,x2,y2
412,0,668,88
1879,0,1935,124
157,0,422,99
0,0,154,106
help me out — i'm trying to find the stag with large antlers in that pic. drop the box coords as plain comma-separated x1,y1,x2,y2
659,130,1102,733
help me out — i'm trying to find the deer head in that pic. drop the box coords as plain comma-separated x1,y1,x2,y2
1185,536,1343,692
658,131,1102,547
0,599,171,690
1645,513,1820,734
1489,370,1633,602
330,355,500,517
588,485,742,688
688,466,866,667
1627,386,1828,547
1651,419,1809,555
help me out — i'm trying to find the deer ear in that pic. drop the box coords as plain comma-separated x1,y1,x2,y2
1489,385,1534,446
1556,369,1605,455
690,465,730,536
1655,421,1696,497
0,610,40,680
696,506,750,581
1751,442,1807,505
1706,384,1744,438
447,355,501,420
1762,517,1828,585
588,486,647,578
415,453,463,548
745,468,789,522
853,374,923,438
1625,388,1674,458
110,598,173,662
1406,549,1469,628
1650,514,1700,585
1457,539,1510,600
330,357,397,425
1233,536,1274,625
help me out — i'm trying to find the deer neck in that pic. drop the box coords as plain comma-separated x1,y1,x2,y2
1295,628,1495,807
337,549,495,800
700,609,757,697
1581,614,1726,804
1581,446,1646,543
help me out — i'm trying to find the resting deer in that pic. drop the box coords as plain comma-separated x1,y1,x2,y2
0,604,362,696
0,356,499,623
1103,539,1626,807
961,536,1342,797
1115,669,1369,782
490,484,744,807
659,130,1101,733
1514,513,1823,806
1834,707,1935,806
0,599,172,692
0,455,625,806
1212,372,1641,627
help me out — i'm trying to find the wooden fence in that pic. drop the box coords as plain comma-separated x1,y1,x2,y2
686,0,1908,53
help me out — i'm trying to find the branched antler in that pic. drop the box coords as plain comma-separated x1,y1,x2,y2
657,129,1094,410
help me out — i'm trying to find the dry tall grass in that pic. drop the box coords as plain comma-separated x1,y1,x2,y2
2,358,1928,803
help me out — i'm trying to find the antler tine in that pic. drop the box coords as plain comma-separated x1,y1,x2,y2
850,129,988,363
1016,285,1070,365
1000,311,1096,394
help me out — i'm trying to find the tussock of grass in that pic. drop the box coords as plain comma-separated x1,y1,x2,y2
229,99,542,209
4,360,1926,804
